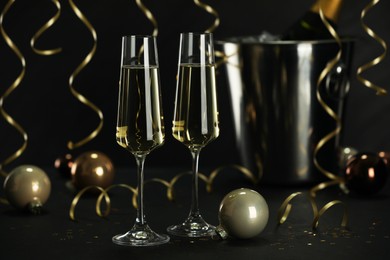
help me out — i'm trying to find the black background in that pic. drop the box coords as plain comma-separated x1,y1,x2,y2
1,0,390,170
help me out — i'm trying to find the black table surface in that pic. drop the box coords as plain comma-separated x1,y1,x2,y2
1,167,390,260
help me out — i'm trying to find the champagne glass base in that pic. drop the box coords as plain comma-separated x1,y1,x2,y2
112,224,170,247
167,215,216,238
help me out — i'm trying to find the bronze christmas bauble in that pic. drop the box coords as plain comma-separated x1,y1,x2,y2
3,165,51,214
345,152,388,196
54,153,73,178
378,151,390,171
71,151,115,190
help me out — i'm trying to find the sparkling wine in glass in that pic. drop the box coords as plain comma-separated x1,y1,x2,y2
167,32,220,237
113,35,169,246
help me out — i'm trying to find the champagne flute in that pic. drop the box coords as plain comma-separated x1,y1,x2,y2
167,32,220,237
113,35,169,246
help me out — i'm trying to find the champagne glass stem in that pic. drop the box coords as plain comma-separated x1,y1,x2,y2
135,154,146,226
190,149,201,217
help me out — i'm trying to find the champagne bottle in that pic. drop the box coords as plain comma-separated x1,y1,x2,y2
282,0,344,40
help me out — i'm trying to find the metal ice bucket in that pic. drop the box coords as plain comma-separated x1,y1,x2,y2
217,38,354,185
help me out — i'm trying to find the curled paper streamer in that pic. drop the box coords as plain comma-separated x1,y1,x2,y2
67,0,103,150
277,192,348,230
151,164,258,199
69,186,111,221
193,0,220,33
30,0,62,55
277,192,318,225
312,200,348,230
309,179,342,198
69,165,257,219
312,6,345,186
0,0,28,177
277,6,349,231
207,164,261,192
214,49,241,70
164,171,208,200
192,1,226,70
145,177,172,201
96,184,138,209
356,0,387,96
69,184,137,221
135,0,158,36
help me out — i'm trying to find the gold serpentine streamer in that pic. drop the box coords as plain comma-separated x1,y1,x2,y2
97,184,138,209
69,165,258,220
356,0,387,96
277,192,348,230
67,0,103,150
312,6,344,187
135,0,158,36
277,5,349,231
30,0,62,55
192,0,228,70
312,200,348,230
69,186,111,221
0,0,28,177
215,49,241,70
141,166,259,202
193,0,220,33
277,192,318,226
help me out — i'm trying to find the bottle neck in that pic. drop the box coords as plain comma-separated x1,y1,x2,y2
310,0,344,23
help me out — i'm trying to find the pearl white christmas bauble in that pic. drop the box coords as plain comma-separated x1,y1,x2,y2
217,188,269,239
4,165,51,214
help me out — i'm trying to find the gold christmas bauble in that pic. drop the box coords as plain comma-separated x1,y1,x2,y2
71,151,115,190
